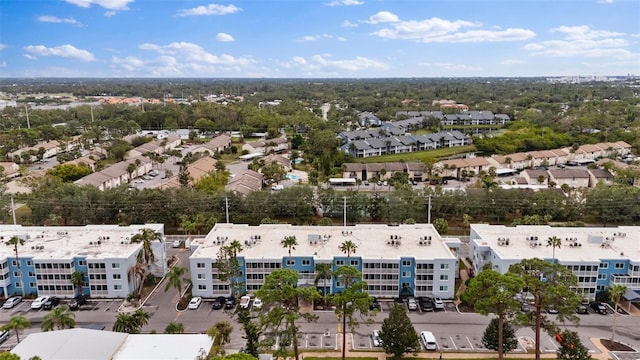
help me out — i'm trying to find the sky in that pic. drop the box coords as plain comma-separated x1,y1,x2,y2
0,0,638,78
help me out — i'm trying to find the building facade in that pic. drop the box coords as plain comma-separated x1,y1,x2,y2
469,224,640,301
189,223,460,300
0,224,166,299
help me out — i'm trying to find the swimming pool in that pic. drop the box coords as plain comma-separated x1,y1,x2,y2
287,174,300,181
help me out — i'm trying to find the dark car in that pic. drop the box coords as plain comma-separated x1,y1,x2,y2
212,296,226,310
369,297,381,311
69,295,87,310
590,301,608,315
43,296,60,310
224,296,236,309
418,297,434,312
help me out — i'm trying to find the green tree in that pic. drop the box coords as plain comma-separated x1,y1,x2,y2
207,320,234,356
210,354,257,360
70,270,85,297
314,262,333,301
112,309,150,334
5,236,25,296
216,240,243,297
237,309,261,358
255,268,320,360
0,315,31,343
128,262,147,299
0,352,21,360
46,163,92,182
331,265,372,360
165,322,185,334
482,317,518,354
194,170,230,194
609,284,627,342
432,217,448,234
556,329,593,360
130,228,162,271
280,235,298,262
126,163,137,182
546,236,562,263
164,266,187,296
461,269,524,360
508,258,581,360
379,303,420,360
178,164,192,187
338,240,357,259
41,305,76,331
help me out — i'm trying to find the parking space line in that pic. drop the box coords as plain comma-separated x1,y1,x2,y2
449,336,458,350
466,336,474,350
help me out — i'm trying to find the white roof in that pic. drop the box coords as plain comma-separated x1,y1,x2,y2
0,224,164,261
11,328,127,360
191,223,457,261
113,334,212,360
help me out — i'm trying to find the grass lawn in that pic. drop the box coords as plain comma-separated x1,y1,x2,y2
359,145,476,163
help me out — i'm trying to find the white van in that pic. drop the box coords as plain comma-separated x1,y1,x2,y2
421,331,437,350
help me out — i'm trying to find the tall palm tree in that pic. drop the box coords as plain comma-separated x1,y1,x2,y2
132,309,151,329
164,266,187,296
5,236,25,296
165,322,185,334
113,313,139,334
41,305,76,331
207,321,234,356
546,236,562,263
609,284,627,342
314,263,334,301
70,271,85,297
0,315,31,343
128,262,147,298
339,240,357,260
281,236,298,263
131,228,162,271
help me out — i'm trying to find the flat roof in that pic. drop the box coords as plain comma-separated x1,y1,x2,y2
113,334,213,360
191,223,457,261
0,224,164,261
11,328,127,360
471,224,639,262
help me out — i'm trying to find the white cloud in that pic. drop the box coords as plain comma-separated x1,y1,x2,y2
326,0,363,6
65,0,133,10
37,15,80,25
500,59,523,65
23,44,95,61
418,62,481,72
370,15,534,43
216,33,235,42
0,44,6,51
297,34,333,42
597,0,613,3
278,54,388,74
525,25,636,59
342,20,358,28
24,54,37,60
366,11,400,24
0,62,6,67
104,11,117,17
177,3,242,16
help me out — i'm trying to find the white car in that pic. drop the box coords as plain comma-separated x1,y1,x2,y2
372,330,382,347
432,297,444,309
2,296,22,309
188,297,202,310
172,239,182,248
31,296,50,310
252,298,263,310
239,295,251,309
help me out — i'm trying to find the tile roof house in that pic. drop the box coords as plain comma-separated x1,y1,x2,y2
588,168,613,186
520,169,550,186
225,170,263,195
548,169,591,188
0,162,20,179
437,157,493,178
159,156,218,189
74,156,152,190
190,134,232,156
262,154,292,172
242,136,289,154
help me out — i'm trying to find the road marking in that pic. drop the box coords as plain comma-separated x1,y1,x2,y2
173,311,182,322
449,336,458,350
466,336,474,350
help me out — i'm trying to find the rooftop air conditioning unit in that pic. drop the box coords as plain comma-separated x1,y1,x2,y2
427,240,431,245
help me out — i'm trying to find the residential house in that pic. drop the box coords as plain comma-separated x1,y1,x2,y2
242,136,289,154
520,169,550,186
436,157,493,179
190,134,232,156
0,162,20,179
262,154,292,172
225,170,263,195
588,168,613,186
67,156,97,172
358,111,382,127
75,156,152,190
548,169,591,188
159,156,218,189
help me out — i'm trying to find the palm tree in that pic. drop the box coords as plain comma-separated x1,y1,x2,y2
462,214,473,238
0,315,31,343
113,313,138,334
314,263,334,301
339,240,357,260
207,321,234,356
180,216,196,236
165,322,185,334
281,235,298,263
128,262,147,299
609,284,627,342
546,236,562,263
164,266,187,296
131,228,162,271
41,305,76,331
133,309,150,329
70,271,85,297
5,236,25,296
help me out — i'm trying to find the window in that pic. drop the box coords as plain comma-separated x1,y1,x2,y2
15,282,21,288
335,260,345,266
29,282,36,287
113,274,121,280
197,263,206,269
197,273,206,280
286,259,295,266
402,260,411,266
112,263,120,269
439,285,448,292
615,263,624,269
599,263,608,269
440,275,448,281
350,260,359,266
302,260,311,266
114,284,122,290
28,272,35,277
11,260,17,266
198,284,207,290
78,260,86,266
598,274,607,280
26,260,33,266
440,264,449,270
402,271,410,278
336,281,343,288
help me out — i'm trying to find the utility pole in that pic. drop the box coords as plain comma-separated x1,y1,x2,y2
427,195,432,224
225,196,230,223
25,104,31,129
11,196,17,225
343,196,347,227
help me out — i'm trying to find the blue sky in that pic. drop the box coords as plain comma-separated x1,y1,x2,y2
0,0,638,78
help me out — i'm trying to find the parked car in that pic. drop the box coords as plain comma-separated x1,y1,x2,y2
407,297,418,311
188,297,202,310
590,301,608,315
252,298,263,310
31,296,50,310
224,296,236,309
212,296,226,310
69,295,87,310
2,296,22,309
432,297,444,310
576,304,588,314
172,239,182,248
372,330,382,347
521,303,531,312
547,307,559,314
419,297,434,312
240,295,251,309
43,296,61,310
0,330,9,345
369,297,381,311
